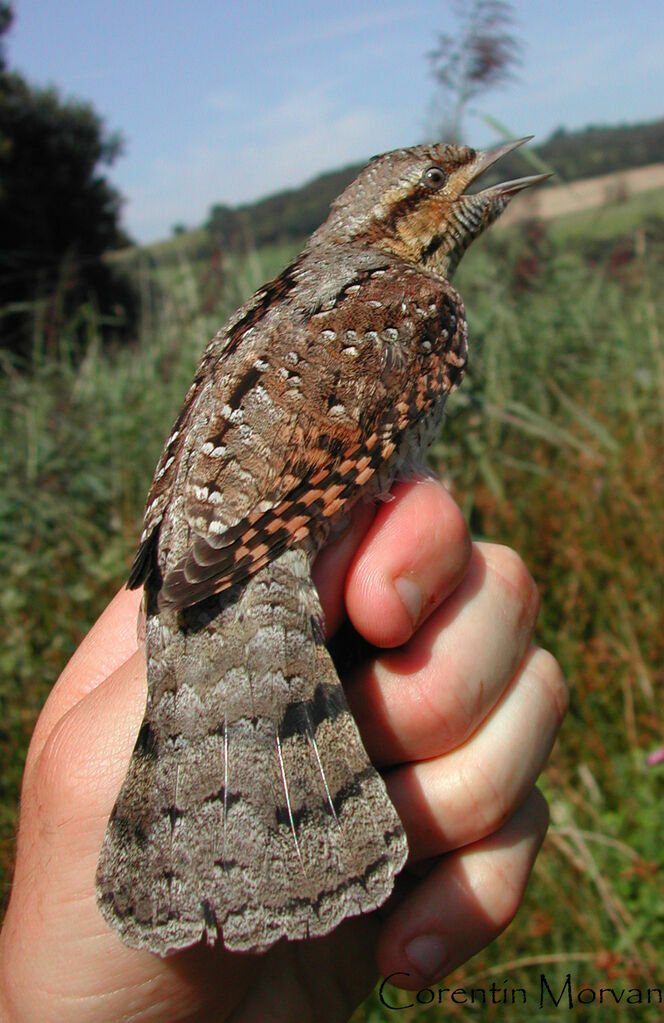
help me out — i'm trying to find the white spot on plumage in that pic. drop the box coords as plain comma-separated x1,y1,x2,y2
253,385,275,406
155,456,174,480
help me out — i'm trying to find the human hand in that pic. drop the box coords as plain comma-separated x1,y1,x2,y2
0,479,567,1023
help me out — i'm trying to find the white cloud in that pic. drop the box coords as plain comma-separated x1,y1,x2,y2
254,7,417,55
125,90,413,241
205,89,241,113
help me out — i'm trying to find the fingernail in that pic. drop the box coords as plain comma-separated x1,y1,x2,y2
405,934,449,981
394,575,423,627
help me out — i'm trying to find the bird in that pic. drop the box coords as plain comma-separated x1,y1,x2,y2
96,137,548,955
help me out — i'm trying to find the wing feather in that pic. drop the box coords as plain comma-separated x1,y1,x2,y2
133,262,468,609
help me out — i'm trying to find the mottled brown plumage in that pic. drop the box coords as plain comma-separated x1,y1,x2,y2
96,137,548,954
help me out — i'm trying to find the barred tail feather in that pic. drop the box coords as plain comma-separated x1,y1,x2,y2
96,549,408,954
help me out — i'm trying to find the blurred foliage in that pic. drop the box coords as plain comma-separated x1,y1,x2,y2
539,120,664,181
429,0,522,141
0,4,137,363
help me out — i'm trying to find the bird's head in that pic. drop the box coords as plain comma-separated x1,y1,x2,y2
316,137,549,278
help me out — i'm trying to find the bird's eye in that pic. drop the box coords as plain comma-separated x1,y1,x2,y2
423,166,447,189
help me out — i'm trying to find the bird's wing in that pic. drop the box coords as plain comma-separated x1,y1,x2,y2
132,263,467,609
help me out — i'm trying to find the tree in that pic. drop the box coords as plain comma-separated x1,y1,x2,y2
0,2,11,71
0,4,136,361
429,0,521,142
205,203,242,250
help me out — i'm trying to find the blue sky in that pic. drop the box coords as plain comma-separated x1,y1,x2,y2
7,0,664,242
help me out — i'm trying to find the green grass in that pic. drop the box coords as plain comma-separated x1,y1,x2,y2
547,185,664,245
2,204,664,1021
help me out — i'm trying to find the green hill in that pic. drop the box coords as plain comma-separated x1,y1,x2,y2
197,117,664,254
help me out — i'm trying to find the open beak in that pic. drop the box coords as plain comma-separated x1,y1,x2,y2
424,135,551,279
467,136,552,198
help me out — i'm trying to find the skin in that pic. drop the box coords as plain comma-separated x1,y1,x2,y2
0,479,567,1023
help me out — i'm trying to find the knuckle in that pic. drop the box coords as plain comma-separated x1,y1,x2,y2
528,647,569,720
491,790,551,926
445,505,473,579
412,671,459,751
464,759,510,837
441,490,472,553
31,709,87,820
493,863,526,928
489,545,540,624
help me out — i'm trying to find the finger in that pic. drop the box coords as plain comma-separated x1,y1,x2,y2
376,788,549,988
344,479,471,649
312,500,376,637
347,543,541,766
24,650,147,843
25,587,143,774
10,651,147,981
8,653,259,1018
385,647,567,861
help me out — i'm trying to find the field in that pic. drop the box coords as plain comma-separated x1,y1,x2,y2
1,184,663,1020
502,161,664,226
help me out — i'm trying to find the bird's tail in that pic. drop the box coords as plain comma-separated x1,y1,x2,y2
96,548,408,954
